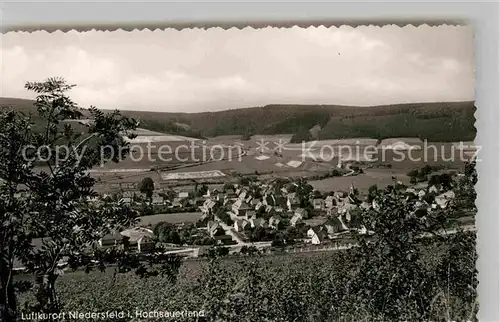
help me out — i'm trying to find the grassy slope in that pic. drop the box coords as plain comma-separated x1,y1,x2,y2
15,239,475,322
0,98,476,142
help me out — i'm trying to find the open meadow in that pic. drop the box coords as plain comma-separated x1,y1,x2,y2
88,134,475,195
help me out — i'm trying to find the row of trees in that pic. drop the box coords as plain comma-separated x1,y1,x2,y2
407,165,445,183
153,222,216,246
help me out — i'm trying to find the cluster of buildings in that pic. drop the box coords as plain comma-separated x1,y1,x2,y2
197,180,368,246
90,187,203,209
197,176,459,246
96,172,460,251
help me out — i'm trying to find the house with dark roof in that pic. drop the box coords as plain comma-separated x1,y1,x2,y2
226,189,236,198
99,227,155,253
215,234,235,245
323,217,345,236
250,217,267,229
234,219,250,232
99,231,123,248
245,210,256,220
232,199,252,216
208,221,225,237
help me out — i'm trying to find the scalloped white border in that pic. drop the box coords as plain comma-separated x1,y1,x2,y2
2,23,469,34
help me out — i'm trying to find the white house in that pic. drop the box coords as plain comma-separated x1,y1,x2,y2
307,227,326,245
119,227,155,253
178,191,189,199
290,213,303,227
333,191,347,200
360,201,371,210
405,188,416,195
287,193,301,211
435,190,456,209
121,197,132,205
312,198,325,210
200,199,216,215
294,208,308,219
429,185,439,194
152,196,164,205
325,195,335,209
238,190,247,201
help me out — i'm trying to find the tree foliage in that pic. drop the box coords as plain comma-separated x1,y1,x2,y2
139,177,155,200
0,78,181,321
290,126,313,143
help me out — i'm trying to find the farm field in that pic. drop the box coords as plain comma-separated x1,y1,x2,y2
310,168,411,193
160,170,226,180
126,127,200,142
284,137,379,150
139,212,203,226
81,133,477,195
207,134,293,148
56,135,476,196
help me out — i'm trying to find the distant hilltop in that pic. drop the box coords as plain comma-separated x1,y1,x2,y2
0,97,476,142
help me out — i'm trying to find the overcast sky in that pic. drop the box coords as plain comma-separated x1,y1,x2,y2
1,25,474,112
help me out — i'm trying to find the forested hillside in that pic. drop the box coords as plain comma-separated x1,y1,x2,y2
0,98,476,142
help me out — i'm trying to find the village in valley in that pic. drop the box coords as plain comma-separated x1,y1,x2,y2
11,125,476,270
